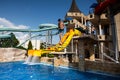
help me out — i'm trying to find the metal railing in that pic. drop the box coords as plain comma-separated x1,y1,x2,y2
102,46,119,63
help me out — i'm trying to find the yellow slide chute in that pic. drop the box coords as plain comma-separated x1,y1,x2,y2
28,29,81,57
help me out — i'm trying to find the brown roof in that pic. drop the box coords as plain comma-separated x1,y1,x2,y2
68,0,81,12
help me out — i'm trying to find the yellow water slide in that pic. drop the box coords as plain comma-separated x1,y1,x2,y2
28,29,81,57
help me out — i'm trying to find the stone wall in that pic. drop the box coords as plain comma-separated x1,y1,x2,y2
40,57,69,67
0,48,26,62
85,60,120,75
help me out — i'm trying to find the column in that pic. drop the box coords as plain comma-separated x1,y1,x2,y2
89,43,95,61
78,40,85,71
75,40,78,62
98,42,104,61
84,19,87,26
114,13,120,62
99,23,102,35
99,23,104,60
81,16,83,25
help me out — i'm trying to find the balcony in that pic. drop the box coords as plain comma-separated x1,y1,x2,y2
88,13,110,25
69,19,87,30
100,14,110,24
66,12,82,17
100,13,108,19
87,14,99,24
97,35,112,41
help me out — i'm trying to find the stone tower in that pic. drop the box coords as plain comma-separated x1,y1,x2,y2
68,0,81,12
65,0,87,32
65,0,93,65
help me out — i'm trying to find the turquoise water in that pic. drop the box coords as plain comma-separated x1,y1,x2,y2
0,61,120,80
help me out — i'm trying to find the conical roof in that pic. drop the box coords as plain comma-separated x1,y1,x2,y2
68,0,81,12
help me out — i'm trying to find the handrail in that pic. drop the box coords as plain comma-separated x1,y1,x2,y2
103,53,119,63
101,45,119,63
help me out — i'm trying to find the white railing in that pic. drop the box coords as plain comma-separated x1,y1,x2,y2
103,53,119,63
102,46,119,63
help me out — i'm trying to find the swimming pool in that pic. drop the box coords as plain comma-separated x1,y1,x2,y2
0,61,120,80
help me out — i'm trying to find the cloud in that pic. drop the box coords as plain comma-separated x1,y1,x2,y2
0,17,59,46
0,18,28,29
0,18,14,28
0,17,30,44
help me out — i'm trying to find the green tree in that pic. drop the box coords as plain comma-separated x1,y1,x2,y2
0,33,19,47
28,40,33,50
10,33,19,47
40,42,45,49
0,38,11,47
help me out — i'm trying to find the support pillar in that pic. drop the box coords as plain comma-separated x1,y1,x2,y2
82,16,84,25
98,23,104,60
89,44,95,61
114,13,120,62
98,42,104,61
78,40,85,71
75,40,79,62
99,23,102,35
84,19,87,26
101,42,104,61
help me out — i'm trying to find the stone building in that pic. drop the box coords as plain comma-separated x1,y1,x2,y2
88,0,120,62
65,0,97,64
65,0,120,63
63,0,120,74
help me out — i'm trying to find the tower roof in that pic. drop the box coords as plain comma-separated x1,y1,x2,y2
68,0,81,13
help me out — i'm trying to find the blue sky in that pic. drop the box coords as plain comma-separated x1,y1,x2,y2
0,0,96,44
0,0,96,28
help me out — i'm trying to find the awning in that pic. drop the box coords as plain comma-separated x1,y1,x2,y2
95,0,117,15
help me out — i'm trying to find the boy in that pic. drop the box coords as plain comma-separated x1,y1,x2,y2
58,19,65,45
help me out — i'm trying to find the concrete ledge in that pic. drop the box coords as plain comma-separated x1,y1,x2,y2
85,60,120,75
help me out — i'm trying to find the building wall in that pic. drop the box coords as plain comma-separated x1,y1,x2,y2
114,13,120,52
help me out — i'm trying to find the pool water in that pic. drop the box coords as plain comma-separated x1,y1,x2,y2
0,61,120,80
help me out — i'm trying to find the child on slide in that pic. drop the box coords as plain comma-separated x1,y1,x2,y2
58,19,65,45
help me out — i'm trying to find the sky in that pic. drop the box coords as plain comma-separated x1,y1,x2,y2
0,0,97,44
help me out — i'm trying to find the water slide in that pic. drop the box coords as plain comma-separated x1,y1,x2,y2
28,29,81,57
